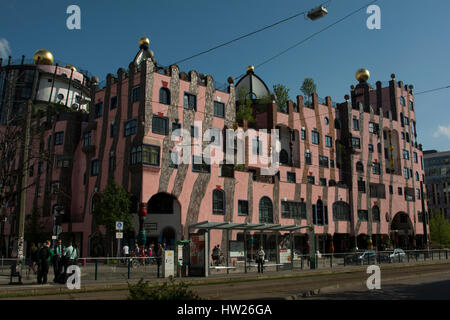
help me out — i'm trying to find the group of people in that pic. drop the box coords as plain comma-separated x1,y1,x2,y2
122,242,164,277
29,240,78,285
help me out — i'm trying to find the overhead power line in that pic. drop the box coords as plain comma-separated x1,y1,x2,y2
415,86,450,95
167,1,333,66
234,0,379,80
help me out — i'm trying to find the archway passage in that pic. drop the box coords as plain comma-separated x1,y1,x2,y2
391,212,414,249
147,193,174,214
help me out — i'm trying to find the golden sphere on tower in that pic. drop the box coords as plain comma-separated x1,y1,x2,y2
139,37,150,47
356,68,370,82
246,65,255,72
33,49,54,65
64,64,77,72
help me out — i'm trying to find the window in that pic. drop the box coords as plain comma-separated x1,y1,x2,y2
110,122,118,138
94,103,103,118
333,201,350,221
212,189,225,215
91,159,99,176
324,117,329,125
38,161,43,174
142,145,160,166
377,143,382,153
330,159,335,168
401,132,405,140
109,152,115,171
238,200,249,216
307,176,315,184
192,156,210,173
312,130,320,145
389,185,393,194
54,132,64,145
398,187,403,195
191,126,199,138
353,118,359,130
372,205,380,222
110,96,118,109
325,136,332,148
83,132,91,147
415,171,419,181
413,152,418,163
369,122,374,133
416,188,421,200
220,164,234,178
403,168,410,179
319,155,329,168
370,183,385,198
356,162,364,173
358,180,366,193
287,172,296,183
368,122,379,134
372,162,381,175
56,156,70,168
152,116,168,135
313,200,327,225
132,86,140,103
410,100,414,111
406,132,410,142
358,210,369,221
368,144,374,153
125,119,138,136
301,129,306,140
402,149,409,160
352,137,360,149
281,201,307,219
213,101,225,118
400,96,406,106
50,181,60,194
405,187,415,201
319,178,327,186
159,87,171,105
130,146,142,165
184,92,197,110
305,152,312,165
259,197,273,223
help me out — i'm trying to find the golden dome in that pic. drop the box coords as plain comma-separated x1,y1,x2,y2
33,49,54,65
356,68,370,82
64,64,77,72
139,37,150,47
247,65,255,72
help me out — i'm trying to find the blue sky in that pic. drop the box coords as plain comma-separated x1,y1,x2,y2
1,0,449,151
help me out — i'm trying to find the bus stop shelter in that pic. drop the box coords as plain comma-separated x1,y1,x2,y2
188,221,313,277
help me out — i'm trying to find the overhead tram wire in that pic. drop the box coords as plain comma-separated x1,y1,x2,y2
166,1,333,67
233,0,380,81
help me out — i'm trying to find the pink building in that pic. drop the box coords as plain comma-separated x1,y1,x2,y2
0,41,428,258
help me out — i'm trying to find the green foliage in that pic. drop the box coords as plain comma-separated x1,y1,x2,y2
236,86,255,124
128,278,201,300
92,179,133,236
234,164,245,171
300,78,317,107
430,209,450,248
273,84,290,113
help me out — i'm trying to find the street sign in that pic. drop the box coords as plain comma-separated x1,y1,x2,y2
116,232,123,239
52,236,57,240
116,221,123,230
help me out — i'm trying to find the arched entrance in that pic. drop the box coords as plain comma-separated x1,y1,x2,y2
391,212,414,249
147,193,181,250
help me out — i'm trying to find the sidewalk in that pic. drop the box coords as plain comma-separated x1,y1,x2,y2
1,259,449,298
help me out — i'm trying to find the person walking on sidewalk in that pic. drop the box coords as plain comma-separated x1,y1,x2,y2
53,239,64,283
37,241,54,284
256,246,265,274
63,242,74,274
155,243,164,278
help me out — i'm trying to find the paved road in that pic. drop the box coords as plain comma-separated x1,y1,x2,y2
2,262,450,300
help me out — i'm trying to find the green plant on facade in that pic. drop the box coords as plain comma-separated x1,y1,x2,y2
236,86,255,124
128,278,201,300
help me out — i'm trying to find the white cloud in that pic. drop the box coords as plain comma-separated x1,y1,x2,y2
0,38,11,60
433,125,450,140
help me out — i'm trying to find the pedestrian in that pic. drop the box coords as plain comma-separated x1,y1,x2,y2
63,241,74,274
53,239,64,283
256,246,265,273
133,243,139,256
122,243,129,257
155,243,163,278
37,241,53,284
30,243,38,274
211,245,219,266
